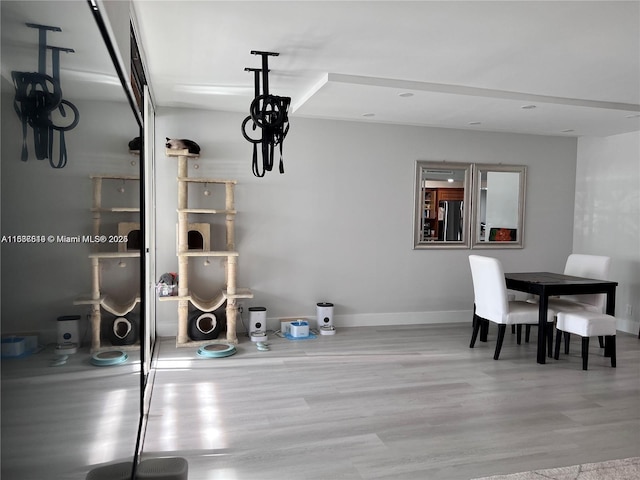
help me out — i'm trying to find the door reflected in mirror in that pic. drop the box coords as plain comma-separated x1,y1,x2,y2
414,161,471,249
471,164,526,248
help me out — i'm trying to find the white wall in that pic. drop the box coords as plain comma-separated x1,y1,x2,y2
575,132,640,334
3,93,635,342
155,108,578,335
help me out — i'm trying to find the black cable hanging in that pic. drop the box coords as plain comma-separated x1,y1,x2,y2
12,23,79,169
241,51,290,177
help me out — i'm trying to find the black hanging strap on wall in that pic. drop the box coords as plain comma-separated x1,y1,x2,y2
241,68,267,177
47,45,79,168
11,23,79,168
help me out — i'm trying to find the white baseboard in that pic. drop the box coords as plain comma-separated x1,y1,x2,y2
246,310,474,333
617,317,639,335
182,310,639,336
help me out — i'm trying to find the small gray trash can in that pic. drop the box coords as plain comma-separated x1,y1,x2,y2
136,457,188,480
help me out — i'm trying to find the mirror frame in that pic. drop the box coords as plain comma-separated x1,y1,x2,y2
413,161,472,249
88,1,149,474
470,163,527,249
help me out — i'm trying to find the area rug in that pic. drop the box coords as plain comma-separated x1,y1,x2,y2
471,457,640,480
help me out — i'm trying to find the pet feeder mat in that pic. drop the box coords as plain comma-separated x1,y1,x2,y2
283,332,317,341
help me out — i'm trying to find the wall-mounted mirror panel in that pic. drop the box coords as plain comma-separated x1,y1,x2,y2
414,161,472,249
1,1,144,478
471,164,526,248
413,162,526,250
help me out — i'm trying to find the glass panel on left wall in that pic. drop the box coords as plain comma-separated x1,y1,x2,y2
1,1,143,478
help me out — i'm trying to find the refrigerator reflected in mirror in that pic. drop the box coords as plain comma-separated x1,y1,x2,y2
438,200,464,241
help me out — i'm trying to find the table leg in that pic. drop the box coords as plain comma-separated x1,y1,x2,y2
603,287,617,355
537,294,548,364
605,288,616,316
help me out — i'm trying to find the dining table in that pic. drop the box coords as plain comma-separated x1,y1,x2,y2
504,272,618,364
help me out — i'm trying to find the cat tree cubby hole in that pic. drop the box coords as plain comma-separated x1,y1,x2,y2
179,223,210,251
118,222,142,252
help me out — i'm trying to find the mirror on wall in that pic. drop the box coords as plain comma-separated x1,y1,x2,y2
413,161,472,249
471,164,526,249
413,161,527,250
1,1,144,478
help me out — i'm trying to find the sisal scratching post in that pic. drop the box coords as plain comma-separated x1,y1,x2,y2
90,257,101,351
225,255,238,343
176,155,189,345
91,176,102,241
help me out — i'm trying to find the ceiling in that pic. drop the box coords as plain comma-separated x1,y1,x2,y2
2,2,638,138
131,0,640,138
0,1,130,103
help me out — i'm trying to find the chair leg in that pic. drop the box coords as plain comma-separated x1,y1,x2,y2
511,325,516,334
494,325,507,360
554,328,562,360
603,335,612,357
581,337,589,370
472,305,476,330
598,335,604,348
564,331,571,354
470,315,482,348
516,324,522,344
605,335,616,367
525,325,531,343
480,320,489,342
547,324,554,358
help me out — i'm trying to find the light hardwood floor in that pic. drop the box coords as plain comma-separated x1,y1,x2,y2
2,323,638,479
1,346,141,480
140,323,640,480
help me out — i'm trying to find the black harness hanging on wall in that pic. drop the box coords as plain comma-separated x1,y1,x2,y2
241,51,290,177
12,23,79,169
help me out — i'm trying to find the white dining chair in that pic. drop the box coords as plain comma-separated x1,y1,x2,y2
479,292,516,342
553,311,617,370
548,254,611,313
549,254,611,352
526,254,610,346
468,255,555,360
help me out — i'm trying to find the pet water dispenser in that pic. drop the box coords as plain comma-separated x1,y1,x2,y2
289,320,309,338
249,307,268,342
316,302,336,335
